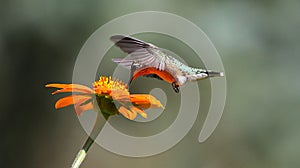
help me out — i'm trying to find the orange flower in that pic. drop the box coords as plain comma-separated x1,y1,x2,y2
46,76,164,120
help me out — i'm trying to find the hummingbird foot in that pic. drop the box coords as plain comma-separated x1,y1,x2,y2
172,82,180,93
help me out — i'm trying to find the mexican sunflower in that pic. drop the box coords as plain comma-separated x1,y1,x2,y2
46,76,164,168
46,76,164,120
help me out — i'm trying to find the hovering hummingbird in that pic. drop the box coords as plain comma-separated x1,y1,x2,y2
111,35,224,93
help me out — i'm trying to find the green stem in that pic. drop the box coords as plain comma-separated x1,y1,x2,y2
71,113,105,168
82,114,102,153
71,95,116,168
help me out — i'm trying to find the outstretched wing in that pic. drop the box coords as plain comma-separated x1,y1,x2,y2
111,35,166,71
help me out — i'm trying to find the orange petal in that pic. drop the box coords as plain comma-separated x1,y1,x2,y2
118,106,137,120
55,95,91,109
46,84,94,94
130,94,164,109
75,102,93,116
130,106,147,118
112,94,130,103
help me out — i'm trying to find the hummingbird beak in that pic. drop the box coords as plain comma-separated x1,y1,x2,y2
206,70,224,78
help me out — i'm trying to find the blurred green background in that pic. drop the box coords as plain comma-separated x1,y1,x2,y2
1,0,300,168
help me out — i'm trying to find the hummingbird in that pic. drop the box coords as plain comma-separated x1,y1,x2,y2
111,35,224,93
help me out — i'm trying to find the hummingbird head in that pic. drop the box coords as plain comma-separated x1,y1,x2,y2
187,69,224,81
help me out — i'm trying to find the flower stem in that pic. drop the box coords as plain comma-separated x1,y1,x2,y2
71,149,86,168
71,113,103,168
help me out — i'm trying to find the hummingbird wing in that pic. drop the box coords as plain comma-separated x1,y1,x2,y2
111,35,166,71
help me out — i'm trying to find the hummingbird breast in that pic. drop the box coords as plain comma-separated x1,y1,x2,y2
164,57,189,85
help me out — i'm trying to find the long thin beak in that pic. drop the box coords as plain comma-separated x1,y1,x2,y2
206,70,224,78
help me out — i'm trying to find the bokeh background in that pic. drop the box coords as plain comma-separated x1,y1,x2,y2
1,0,300,168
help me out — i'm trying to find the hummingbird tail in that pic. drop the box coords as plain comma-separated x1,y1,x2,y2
207,71,224,77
